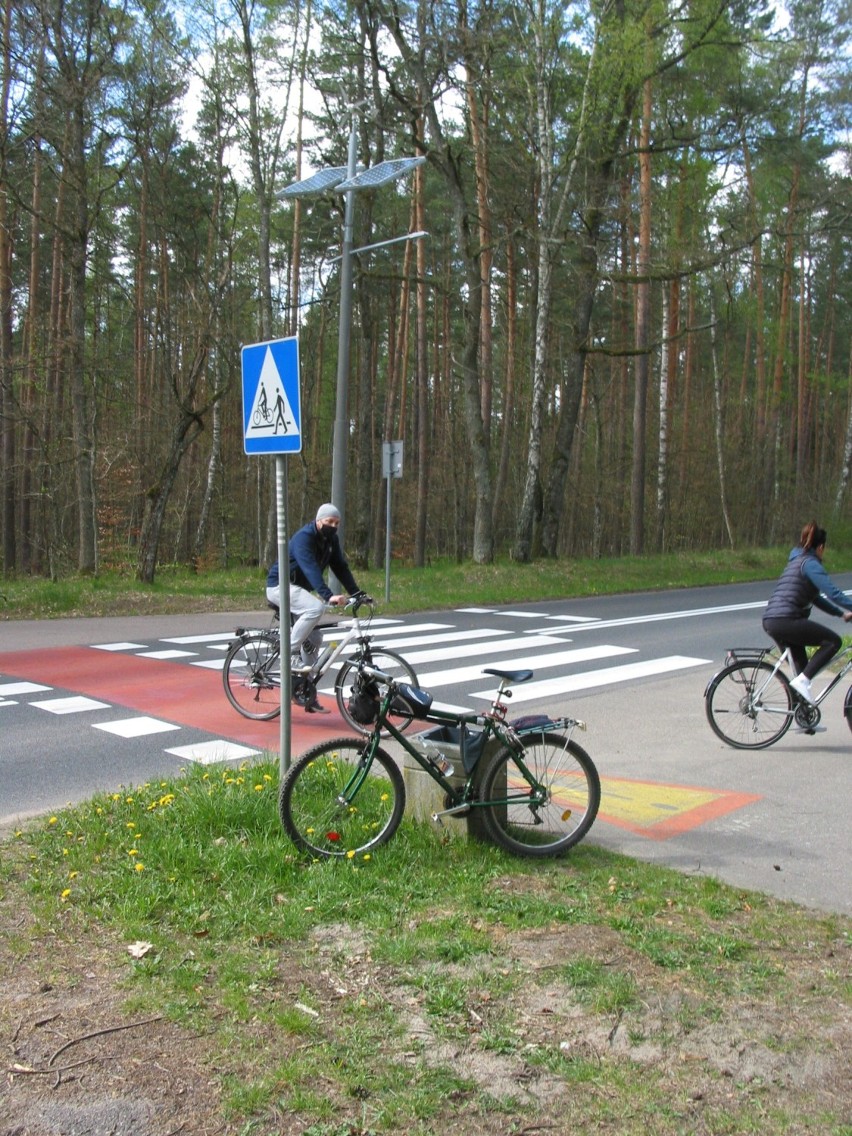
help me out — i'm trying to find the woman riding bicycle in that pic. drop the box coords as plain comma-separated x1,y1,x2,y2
762,521,852,705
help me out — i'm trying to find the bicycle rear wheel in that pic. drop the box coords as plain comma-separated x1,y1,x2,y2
705,659,792,749
222,631,281,720
334,648,419,734
478,733,600,858
279,738,405,859
844,684,852,735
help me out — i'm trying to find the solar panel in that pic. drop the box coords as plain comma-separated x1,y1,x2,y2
275,166,351,199
336,156,426,191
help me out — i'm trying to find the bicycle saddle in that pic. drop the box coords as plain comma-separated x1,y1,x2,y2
482,668,533,683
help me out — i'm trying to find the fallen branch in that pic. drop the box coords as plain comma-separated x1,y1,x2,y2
48,1015,163,1067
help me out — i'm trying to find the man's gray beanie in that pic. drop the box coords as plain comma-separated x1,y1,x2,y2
316,503,341,522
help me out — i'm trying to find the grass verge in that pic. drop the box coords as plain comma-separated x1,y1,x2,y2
1,762,850,1134
4,543,852,620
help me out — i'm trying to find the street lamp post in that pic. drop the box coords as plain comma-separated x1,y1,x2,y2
330,118,359,531
277,116,425,545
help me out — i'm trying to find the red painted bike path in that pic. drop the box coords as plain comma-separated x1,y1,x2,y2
0,646,344,756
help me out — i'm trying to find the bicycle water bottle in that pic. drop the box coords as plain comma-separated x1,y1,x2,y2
422,738,454,777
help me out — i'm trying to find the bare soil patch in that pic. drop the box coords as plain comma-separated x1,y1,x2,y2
1,895,850,1136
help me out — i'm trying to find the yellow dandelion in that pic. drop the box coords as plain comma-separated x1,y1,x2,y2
62,848,69,856
128,848,138,857
48,817,58,825
263,773,272,782
254,784,264,792
134,863,145,872
61,888,71,900
363,854,371,862
68,871,78,880
346,850,356,859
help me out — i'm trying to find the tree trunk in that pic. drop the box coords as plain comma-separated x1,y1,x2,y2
709,290,735,548
629,76,653,557
137,345,210,583
0,0,15,574
414,156,429,568
67,101,98,574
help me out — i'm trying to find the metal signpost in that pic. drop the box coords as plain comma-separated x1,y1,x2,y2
382,441,404,601
241,336,302,775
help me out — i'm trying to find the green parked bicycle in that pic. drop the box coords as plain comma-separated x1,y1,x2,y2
278,666,601,860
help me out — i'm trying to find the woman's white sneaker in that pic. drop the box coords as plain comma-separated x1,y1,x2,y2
790,673,814,704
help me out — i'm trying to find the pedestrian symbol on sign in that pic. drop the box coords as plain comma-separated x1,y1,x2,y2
241,337,301,455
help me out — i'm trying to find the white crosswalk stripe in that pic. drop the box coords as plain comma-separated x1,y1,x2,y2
413,645,637,688
469,655,711,702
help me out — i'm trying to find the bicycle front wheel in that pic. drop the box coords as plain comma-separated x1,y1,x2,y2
479,733,600,858
334,648,419,734
705,660,792,749
279,738,405,859
222,631,281,720
844,684,852,736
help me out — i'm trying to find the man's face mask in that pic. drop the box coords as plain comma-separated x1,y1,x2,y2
319,523,337,538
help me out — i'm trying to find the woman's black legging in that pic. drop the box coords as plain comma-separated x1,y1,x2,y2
762,616,841,679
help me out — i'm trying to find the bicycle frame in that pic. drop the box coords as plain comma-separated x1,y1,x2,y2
240,598,377,690
354,670,585,821
299,610,374,682
728,644,852,714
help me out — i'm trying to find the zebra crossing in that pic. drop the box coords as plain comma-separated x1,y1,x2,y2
0,606,712,770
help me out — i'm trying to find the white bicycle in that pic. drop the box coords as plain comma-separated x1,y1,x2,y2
222,595,418,732
705,644,852,749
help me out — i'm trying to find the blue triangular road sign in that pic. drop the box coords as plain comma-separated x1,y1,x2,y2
241,337,302,455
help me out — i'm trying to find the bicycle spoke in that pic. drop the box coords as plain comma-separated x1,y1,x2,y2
279,738,405,858
479,733,600,857
705,660,792,749
223,632,281,720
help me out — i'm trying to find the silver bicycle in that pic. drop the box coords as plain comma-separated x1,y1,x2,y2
704,644,852,749
222,596,418,732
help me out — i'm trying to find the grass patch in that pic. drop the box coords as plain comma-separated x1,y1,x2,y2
1,760,849,1134
4,543,852,621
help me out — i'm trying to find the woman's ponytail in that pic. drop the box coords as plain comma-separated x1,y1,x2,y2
800,521,827,550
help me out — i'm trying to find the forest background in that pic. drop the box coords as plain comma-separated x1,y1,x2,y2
0,0,850,588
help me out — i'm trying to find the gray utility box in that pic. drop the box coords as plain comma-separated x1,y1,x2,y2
402,723,504,842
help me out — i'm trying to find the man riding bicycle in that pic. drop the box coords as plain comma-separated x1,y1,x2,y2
762,521,852,705
266,503,369,712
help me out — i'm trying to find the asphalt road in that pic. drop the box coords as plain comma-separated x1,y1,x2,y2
1,578,850,915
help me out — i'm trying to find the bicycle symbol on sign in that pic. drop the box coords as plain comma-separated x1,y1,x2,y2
252,384,288,434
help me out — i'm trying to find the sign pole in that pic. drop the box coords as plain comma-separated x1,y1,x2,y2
276,456,291,776
240,334,302,779
384,470,392,603
382,441,403,604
